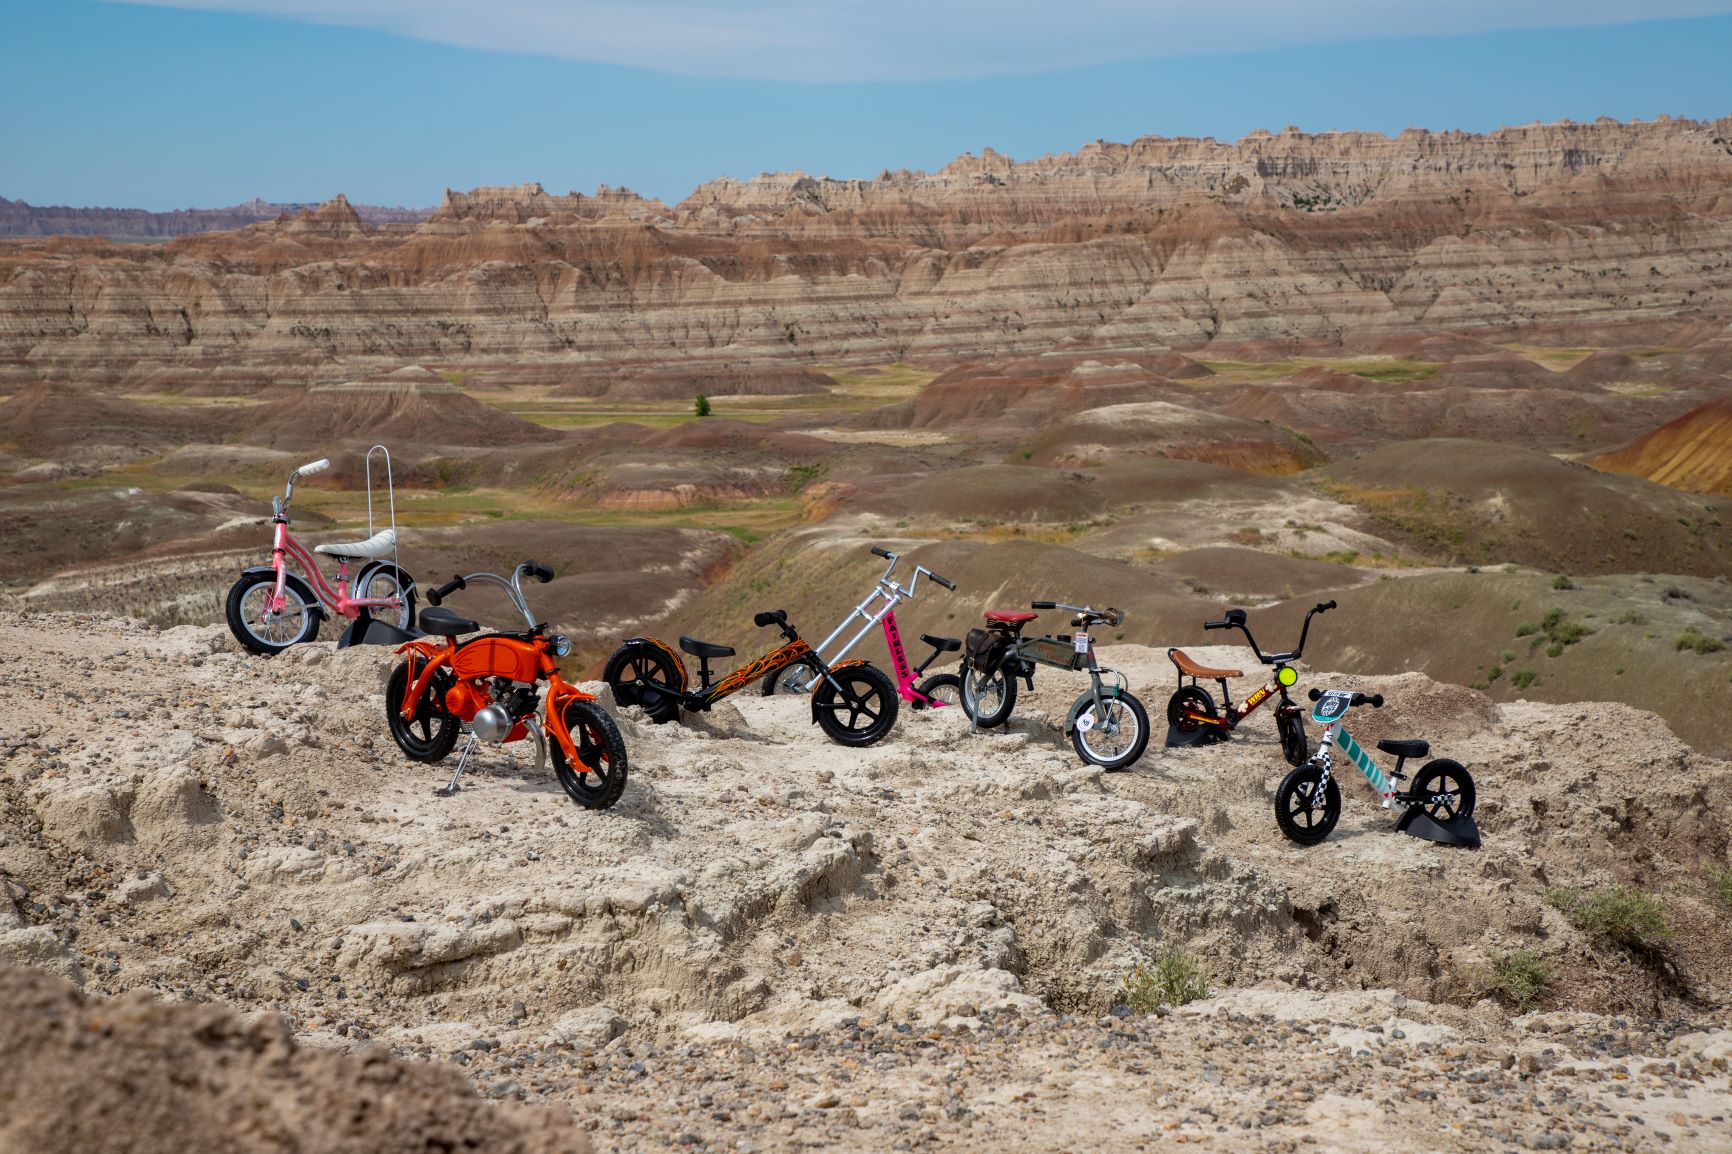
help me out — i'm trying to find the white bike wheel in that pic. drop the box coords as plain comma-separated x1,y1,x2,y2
226,573,320,655
356,563,416,630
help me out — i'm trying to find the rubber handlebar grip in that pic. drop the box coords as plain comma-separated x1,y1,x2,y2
1031,600,1056,609
428,575,466,606
930,573,957,591
1204,620,1228,630
1319,600,1337,612
754,610,787,628
1308,688,1322,701
870,546,893,559
522,561,554,583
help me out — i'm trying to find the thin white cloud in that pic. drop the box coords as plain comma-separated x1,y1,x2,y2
110,0,1732,81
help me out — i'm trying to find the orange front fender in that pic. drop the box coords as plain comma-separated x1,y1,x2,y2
398,646,454,722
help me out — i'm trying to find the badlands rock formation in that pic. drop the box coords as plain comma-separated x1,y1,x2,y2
1,613,1729,1151
0,195,431,238
4,117,1731,391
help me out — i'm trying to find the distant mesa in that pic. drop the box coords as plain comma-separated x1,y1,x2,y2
0,194,431,238
1591,396,1732,494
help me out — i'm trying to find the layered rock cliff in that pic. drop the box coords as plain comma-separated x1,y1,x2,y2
3,116,1730,389
0,196,431,238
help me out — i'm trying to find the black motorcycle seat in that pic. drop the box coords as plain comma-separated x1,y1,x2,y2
921,634,961,653
679,635,736,660
1377,738,1430,760
420,607,479,637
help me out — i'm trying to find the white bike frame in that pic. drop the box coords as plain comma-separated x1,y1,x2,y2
1309,720,1400,808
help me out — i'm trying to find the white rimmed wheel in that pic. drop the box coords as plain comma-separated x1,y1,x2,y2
914,672,962,710
552,699,629,810
225,571,320,655
1070,688,1150,771
353,561,417,632
762,655,824,696
960,665,1017,728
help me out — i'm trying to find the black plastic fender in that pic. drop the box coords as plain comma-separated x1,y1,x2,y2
238,566,326,621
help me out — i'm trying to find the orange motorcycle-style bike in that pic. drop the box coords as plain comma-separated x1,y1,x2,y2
385,560,628,809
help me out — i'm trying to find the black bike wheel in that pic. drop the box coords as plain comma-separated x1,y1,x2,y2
1070,689,1151,771
602,641,683,723
914,672,963,710
1277,708,1311,768
1274,764,1341,846
226,572,320,655
1166,684,1217,735
961,665,1017,728
813,665,900,747
552,699,630,810
385,661,460,763
762,656,824,697
1409,759,1475,821
354,562,417,632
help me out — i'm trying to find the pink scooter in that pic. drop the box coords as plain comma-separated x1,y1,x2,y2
763,547,964,709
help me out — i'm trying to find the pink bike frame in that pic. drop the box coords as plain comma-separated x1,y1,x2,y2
268,521,402,620
880,607,951,708
805,549,958,707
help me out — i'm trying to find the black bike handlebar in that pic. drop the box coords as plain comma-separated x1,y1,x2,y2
928,572,956,592
1204,619,1228,630
1031,600,1056,609
754,609,787,628
427,575,466,606
519,561,554,584
871,546,894,559
1307,688,1383,708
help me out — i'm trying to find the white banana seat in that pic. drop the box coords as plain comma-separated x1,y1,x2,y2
313,527,398,560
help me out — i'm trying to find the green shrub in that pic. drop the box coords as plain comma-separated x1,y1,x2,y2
1515,623,1538,637
1675,629,1725,655
1511,670,1539,689
1544,885,1670,948
1487,665,1504,682
1541,608,1565,630
694,394,711,417
1484,949,1550,1011
1500,650,1516,663
1120,948,1211,1012
1545,643,1564,658
1552,575,1577,590
1712,867,1732,910
1613,611,1647,626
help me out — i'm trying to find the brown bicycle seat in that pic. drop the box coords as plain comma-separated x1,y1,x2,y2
984,610,1038,625
1168,648,1243,680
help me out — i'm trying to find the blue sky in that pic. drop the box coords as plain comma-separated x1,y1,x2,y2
2,0,1730,210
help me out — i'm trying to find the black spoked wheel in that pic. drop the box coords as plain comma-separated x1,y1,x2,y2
602,641,684,723
385,661,459,762
552,699,630,810
226,572,320,655
1071,688,1151,771
1409,758,1476,822
1277,708,1311,768
960,665,1017,728
1166,684,1219,742
1275,763,1341,846
914,672,962,711
762,655,824,696
813,665,900,747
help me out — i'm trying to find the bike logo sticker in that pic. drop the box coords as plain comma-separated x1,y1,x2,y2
1311,690,1352,723
1075,710,1096,731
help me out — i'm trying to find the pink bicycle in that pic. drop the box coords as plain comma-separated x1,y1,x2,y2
224,447,417,655
761,546,963,711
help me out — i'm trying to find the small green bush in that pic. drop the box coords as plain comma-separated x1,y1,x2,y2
1515,623,1538,638
1546,643,1564,658
1120,948,1211,1012
1544,885,1670,948
1511,670,1539,689
1552,575,1577,590
1500,650,1516,663
1614,611,1647,626
1541,608,1565,630
1675,629,1725,655
694,394,711,417
1484,948,1550,1011
1487,665,1504,682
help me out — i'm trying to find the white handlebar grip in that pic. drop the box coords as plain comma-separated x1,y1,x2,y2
299,458,331,475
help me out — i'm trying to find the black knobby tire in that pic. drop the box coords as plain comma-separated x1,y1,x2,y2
552,699,630,810
1277,708,1311,768
1275,763,1341,846
1166,684,1218,735
226,571,320,655
762,656,824,697
385,660,460,762
960,664,1017,728
1409,758,1476,822
602,641,684,723
914,672,962,710
813,665,900,747
1070,688,1152,771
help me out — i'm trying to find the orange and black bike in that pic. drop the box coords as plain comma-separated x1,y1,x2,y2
1166,600,1335,768
385,560,628,809
603,606,899,747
